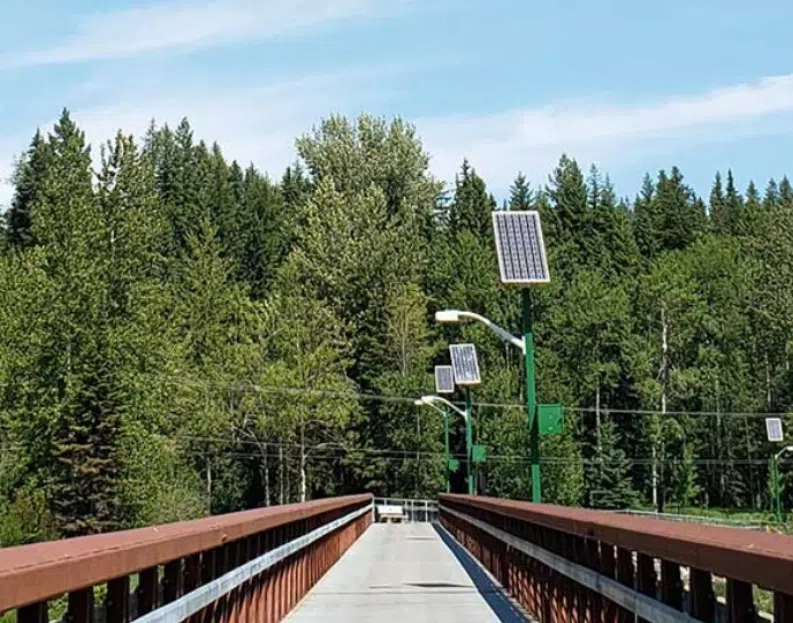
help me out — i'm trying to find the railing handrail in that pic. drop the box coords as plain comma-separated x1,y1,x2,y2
0,493,372,612
439,493,793,596
614,509,767,531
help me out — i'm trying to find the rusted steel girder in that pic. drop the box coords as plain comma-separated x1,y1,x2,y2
440,494,793,623
1,493,372,621
440,493,793,596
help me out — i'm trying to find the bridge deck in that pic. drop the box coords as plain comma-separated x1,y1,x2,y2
286,521,529,622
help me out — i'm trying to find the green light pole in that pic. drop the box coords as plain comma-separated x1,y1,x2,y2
415,396,469,495
465,388,474,495
443,406,450,493
522,289,541,503
772,446,793,523
436,309,550,503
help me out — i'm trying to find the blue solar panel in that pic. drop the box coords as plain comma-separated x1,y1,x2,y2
492,211,550,285
435,366,455,394
449,344,481,386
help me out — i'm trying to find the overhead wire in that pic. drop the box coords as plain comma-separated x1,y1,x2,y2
158,377,791,419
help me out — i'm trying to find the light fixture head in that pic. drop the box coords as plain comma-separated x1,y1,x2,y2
435,310,461,324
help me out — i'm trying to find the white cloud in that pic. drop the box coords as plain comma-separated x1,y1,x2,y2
4,70,793,208
0,64,403,206
416,72,793,191
5,0,391,68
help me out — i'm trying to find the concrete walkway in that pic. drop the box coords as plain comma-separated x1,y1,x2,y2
285,522,529,623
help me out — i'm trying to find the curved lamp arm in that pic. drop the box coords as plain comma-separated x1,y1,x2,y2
435,309,525,353
414,395,468,421
776,446,793,461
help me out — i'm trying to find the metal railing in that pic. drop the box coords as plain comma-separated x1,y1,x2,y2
1,494,373,623
440,494,793,623
614,509,768,531
373,498,439,523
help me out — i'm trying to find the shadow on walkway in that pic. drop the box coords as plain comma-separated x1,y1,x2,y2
433,523,532,623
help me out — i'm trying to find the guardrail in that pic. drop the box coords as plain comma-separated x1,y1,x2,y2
1,494,372,623
439,494,793,623
373,498,438,523
614,509,768,531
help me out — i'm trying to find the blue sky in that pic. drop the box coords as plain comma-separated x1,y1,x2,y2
2,0,793,206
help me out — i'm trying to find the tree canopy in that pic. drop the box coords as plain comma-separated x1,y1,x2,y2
1,109,791,543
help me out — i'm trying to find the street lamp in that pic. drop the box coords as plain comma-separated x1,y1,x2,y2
437,304,546,501
415,395,471,494
435,210,557,504
772,445,793,523
435,310,526,352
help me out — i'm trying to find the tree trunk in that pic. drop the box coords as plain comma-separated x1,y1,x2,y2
300,419,307,503
653,305,669,512
766,352,772,408
416,408,421,498
279,444,284,506
286,445,291,504
596,384,603,499
595,384,602,456
206,458,212,513
717,379,724,506
263,442,270,507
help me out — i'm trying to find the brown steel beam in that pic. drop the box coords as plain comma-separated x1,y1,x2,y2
0,494,372,612
439,494,793,596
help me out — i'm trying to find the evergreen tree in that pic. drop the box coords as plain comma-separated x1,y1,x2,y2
508,173,533,210
633,173,658,259
7,130,51,249
724,170,745,235
586,416,637,509
448,159,496,239
709,171,726,233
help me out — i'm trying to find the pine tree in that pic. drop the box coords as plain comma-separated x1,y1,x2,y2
448,159,496,239
547,155,588,276
633,173,658,259
653,167,703,252
780,176,793,207
724,170,745,235
7,130,51,249
709,171,727,233
586,416,637,509
508,173,533,210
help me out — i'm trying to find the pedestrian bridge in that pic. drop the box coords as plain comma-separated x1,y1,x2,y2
2,495,792,623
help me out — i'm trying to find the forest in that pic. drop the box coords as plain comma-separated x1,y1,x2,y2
1,109,793,546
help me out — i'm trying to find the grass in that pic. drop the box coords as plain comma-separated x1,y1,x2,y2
712,577,774,617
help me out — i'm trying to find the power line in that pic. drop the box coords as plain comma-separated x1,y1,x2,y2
172,448,783,467
160,377,791,419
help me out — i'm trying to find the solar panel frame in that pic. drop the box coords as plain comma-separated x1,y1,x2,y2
434,365,455,394
449,344,481,386
766,417,784,442
492,211,551,286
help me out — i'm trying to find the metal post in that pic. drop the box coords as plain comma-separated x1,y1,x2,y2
443,407,451,493
465,388,474,495
773,456,782,523
522,289,541,503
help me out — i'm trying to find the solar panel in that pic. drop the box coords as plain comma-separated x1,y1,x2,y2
767,417,784,442
492,211,550,285
434,366,455,394
449,344,481,386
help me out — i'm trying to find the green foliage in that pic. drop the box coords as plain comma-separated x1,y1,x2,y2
3,108,793,547
586,416,637,509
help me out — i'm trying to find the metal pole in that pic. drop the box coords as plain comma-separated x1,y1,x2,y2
773,456,782,523
522,288,541,503
443,407,451,493
465,387,474,495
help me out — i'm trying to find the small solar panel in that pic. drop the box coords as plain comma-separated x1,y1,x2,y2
492,211,550,285
435,366,455,394
767,418,784,442
449,344,481,386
